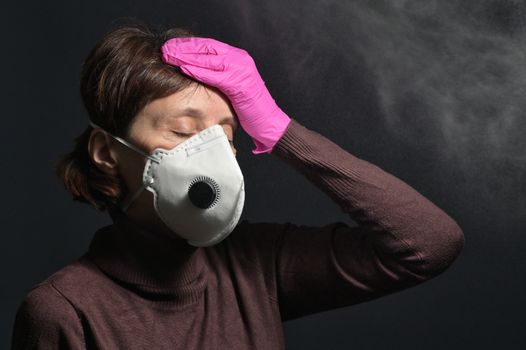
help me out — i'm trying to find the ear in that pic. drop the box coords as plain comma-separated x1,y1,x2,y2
88,129,119,176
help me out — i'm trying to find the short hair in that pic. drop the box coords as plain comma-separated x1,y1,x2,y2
56,20,199,211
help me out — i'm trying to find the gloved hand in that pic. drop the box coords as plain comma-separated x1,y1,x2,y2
161,37,291,155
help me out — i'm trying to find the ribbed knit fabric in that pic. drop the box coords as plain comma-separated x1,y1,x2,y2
87,209,208,309
11,118,465,349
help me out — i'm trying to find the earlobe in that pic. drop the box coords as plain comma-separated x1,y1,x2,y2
88,129,119,176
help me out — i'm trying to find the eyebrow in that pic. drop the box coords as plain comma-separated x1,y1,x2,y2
168,107,236,126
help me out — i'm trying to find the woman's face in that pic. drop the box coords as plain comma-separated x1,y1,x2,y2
114,83,239,239
129,85,238,156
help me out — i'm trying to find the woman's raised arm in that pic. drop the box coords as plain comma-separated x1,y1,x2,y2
160,37,465,321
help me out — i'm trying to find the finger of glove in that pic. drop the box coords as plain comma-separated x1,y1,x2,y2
179,65,227,88
169,52,228,72
162,37,232,55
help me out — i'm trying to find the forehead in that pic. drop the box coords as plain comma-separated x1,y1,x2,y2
161,107,236,125
142,85,237,126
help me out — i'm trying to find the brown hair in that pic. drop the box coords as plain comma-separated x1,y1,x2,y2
56,20,199,211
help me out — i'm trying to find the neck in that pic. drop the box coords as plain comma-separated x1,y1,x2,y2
89,208,206,293
119,190,188,245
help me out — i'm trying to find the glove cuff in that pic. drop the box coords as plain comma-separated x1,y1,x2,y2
251,108,291,155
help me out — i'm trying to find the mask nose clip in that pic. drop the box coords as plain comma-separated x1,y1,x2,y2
188,176,220,209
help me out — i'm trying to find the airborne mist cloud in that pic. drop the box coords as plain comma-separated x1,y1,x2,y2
220,0,526,213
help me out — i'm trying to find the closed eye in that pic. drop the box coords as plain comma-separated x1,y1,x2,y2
173,131,234,144
173,131,192,137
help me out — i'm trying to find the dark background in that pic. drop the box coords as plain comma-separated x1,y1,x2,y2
3,0,525,349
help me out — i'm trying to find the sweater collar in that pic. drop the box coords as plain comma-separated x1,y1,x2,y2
87,209,207,303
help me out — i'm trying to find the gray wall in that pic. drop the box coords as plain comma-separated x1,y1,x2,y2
3,0,525,348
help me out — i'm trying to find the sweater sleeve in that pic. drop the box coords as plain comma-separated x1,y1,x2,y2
11,282,85,350
264,117,465,322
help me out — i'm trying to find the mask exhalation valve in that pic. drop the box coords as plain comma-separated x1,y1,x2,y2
188,176,220,209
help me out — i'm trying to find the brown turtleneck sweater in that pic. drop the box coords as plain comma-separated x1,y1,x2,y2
11,118,465,349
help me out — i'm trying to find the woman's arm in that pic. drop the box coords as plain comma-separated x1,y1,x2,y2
264,118,465,321
11,282,85,349
160,37,465,321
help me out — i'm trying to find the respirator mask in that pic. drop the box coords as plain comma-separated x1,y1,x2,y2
90,121,245,247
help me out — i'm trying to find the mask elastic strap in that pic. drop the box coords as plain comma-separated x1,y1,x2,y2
89,120,158,212
121,183,145,213
121,173,156,212
89,120,160,164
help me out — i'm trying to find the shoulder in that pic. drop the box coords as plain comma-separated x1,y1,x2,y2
12,255,107,348
16,281,79,326
12,278,86,349
223,219,344,260
15,255,104,323
212,219,294,272
224,219,294,257
15,255,97,320
217,218,308,281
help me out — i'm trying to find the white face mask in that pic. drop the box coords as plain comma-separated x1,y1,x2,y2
89,121,245,247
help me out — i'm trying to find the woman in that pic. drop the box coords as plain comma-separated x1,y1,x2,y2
11,22,465,349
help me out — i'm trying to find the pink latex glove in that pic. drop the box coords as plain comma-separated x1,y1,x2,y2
161,37,291,155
